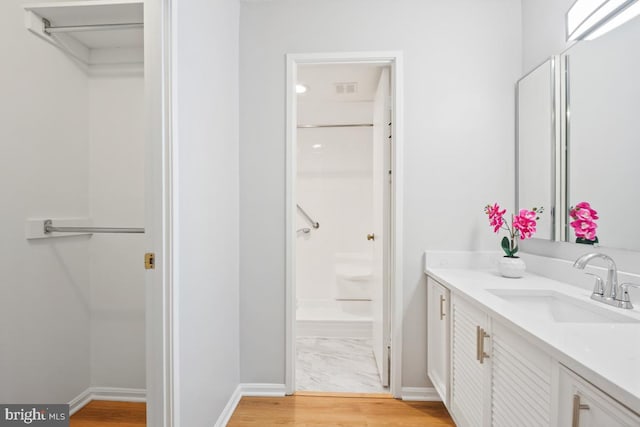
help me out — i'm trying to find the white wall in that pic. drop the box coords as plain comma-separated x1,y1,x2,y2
174,0,240,424
239,0,522,388
520,0,640,276
0,0,91,404
521,0,574,72
296,102,373,302
89,76,146,389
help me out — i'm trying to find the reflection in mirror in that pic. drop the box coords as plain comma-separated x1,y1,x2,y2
564,13,640,250
517,58,558,241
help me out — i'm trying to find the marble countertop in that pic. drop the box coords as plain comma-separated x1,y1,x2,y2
425,266,640,413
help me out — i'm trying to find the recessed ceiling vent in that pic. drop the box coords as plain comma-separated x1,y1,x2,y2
334,82,358,94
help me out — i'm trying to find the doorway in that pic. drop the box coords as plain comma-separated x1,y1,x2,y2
10,0,172,424
285,52,404,397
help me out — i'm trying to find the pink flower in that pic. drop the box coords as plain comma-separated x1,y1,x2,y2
485,203,506,233
571,202,599,220
513,209,537,240
570,202,598,240
485,203,543,257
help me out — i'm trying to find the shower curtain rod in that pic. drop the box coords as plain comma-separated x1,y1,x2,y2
297,123,373,128
43,219,144,234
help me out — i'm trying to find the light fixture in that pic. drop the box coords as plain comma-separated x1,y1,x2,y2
312,144,322,149
296,84,308,94
585,0,640,39
567,0,640,41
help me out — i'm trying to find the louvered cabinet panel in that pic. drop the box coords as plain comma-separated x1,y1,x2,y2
451,294,489,427
490,322,552,427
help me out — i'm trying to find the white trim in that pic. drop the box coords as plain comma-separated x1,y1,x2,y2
69,389,93,416
390,52,404,400
285,51,404,398
285,53,297,397
400,387,441,402
213,384,286,427
90,387,147,402
240,383,287,397
68,387,147,416
214,385,242,427
144,0,175,426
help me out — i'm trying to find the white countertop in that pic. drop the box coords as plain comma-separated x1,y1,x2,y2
425,266,640,413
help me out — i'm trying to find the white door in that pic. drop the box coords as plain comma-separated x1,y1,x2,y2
427,277,450,406
371,67,391,387
144,0,171,424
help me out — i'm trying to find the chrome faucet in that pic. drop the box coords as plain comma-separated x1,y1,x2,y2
573,253,620,303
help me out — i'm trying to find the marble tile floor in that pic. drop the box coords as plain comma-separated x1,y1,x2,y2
296,337,389,393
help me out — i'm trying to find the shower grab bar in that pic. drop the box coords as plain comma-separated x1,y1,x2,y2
296,204,319,229
44,219,144,234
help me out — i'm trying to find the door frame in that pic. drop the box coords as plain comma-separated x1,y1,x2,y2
285,51,404,398
145,0,175,425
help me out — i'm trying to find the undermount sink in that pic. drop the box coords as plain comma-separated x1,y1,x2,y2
487,289,640,323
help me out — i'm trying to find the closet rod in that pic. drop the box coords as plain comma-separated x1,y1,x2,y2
43,20,144,34
44,220,144,234
297,123,373,128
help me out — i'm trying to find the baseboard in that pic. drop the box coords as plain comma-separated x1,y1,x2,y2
90,387,146,402
69,389,93,416
239,383,287,397
400,387,441,401
214,384,243,427
214,383,286,426
68,387,146,416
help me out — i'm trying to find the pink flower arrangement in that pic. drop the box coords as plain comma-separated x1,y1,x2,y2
569,201,598,244
485,203,543,257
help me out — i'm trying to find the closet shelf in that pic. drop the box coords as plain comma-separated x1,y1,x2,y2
24,0,143,70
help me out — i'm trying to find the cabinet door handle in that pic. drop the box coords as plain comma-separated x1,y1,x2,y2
572,394,590,427
479,327,490,364
439,295,446,320
476,326,482,361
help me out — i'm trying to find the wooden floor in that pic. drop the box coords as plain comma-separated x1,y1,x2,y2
70,396,455,426
70,401,146,427
228,395,456,426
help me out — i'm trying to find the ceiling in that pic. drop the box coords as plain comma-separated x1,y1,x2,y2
297,63,386,103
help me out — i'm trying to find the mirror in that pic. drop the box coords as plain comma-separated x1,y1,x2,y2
516,58,559,241
563,13,640,250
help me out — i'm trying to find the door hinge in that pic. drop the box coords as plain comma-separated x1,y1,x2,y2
145,252,155,270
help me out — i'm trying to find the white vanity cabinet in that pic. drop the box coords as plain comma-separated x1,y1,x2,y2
449,295,555,427
427,277,450,406
489,321,553,426
558,366,640,427
425,270,640,427
450,294,491,427
429,277,555,427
